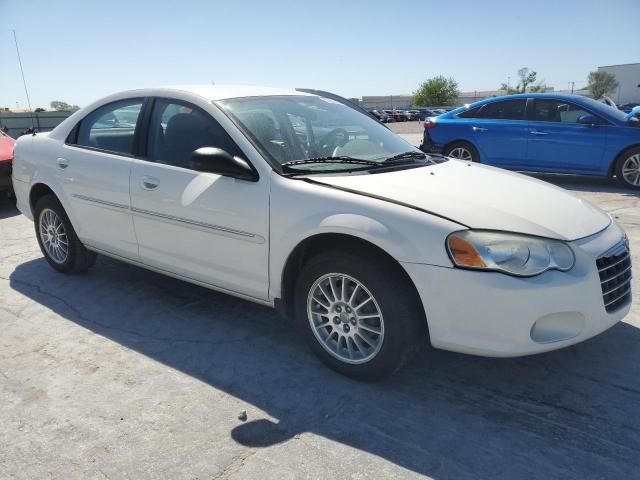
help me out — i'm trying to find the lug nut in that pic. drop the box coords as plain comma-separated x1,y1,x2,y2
336,306,342,313
333,317,340,324
343,324,350,333
350,318,356,325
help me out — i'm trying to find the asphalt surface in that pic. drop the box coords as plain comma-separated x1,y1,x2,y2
1,175,639,479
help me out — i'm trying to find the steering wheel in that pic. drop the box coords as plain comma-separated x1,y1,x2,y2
318,128,349,153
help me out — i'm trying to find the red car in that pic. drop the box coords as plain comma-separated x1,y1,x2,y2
0,131,16,198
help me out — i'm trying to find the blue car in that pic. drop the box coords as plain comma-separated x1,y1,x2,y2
421,93,640,189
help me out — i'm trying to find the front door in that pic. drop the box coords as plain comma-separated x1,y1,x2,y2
525,99,607,174
129,98,270,301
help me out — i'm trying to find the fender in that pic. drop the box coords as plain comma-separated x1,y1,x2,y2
28,175,81,232
269,212,447,299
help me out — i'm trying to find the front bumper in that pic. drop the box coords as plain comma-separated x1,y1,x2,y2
402,222,632,357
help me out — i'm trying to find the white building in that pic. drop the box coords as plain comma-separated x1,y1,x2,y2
598,63,640,105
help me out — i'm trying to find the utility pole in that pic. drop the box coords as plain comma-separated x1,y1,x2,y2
571,81,575,94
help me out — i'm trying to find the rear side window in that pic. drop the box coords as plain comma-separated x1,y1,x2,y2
478,100,526,120
457,106,482,118
146,98,239,169
532,100,593,123
75,99,143,155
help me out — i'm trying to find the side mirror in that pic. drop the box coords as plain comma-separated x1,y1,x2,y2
577,114,600,127
190,147,258,181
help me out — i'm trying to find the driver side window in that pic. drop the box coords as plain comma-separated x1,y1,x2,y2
146,99,239,169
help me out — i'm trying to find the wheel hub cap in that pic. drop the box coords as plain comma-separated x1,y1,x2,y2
307,273,385,364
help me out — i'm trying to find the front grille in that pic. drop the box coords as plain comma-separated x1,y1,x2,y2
597,240,632,313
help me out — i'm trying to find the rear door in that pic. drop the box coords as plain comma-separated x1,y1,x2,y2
470,99,529,168
60,98,144,259
525,98,607,174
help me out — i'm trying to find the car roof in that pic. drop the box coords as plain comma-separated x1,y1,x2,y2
450,92,629,123
468,92,593,108
134,85,315,101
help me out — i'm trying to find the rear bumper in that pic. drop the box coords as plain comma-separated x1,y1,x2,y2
402,222,631,357
12,177,32,219
419,130,444,154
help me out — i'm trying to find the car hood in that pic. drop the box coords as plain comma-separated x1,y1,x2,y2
312,160,610,241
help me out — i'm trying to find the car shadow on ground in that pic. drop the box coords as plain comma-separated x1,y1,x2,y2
0,200,19,219
9,256,640,478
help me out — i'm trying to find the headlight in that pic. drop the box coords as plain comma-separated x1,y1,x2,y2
446,230,575,276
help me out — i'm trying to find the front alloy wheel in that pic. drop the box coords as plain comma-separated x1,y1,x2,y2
619,151,640,188
307,273,385,364
295,250,426,380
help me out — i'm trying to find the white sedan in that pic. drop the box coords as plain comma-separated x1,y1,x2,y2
12,85,632,380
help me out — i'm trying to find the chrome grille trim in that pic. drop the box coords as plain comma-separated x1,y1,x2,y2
598,252,630,273
596,239,632,313
605,285,632,308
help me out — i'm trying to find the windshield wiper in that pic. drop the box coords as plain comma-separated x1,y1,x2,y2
282,156,379,171
382,151,429,164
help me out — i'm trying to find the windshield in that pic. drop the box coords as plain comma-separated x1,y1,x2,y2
581,96,629,122
218,95,425,172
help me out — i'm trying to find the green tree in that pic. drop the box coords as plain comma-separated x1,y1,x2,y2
50,100,80,111
413,76,460,106
500,67,547,94
587,70,618,99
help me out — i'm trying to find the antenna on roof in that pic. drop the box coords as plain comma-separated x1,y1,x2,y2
13,29,35,131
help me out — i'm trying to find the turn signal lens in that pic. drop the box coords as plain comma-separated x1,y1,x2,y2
448,235,486,268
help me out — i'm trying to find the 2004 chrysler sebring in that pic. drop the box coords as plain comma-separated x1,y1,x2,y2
12,86,632,379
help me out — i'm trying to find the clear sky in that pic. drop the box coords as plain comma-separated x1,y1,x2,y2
1,0,638,109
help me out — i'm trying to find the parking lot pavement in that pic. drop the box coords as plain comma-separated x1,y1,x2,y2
389,121,424,148
0,181,639,480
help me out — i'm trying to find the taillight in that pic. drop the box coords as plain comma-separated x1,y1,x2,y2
423,117,437,129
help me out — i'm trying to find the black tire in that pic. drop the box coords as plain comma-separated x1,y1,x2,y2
444,141,480,163
294,249,426,381
614,147,640,190
34,195,97,274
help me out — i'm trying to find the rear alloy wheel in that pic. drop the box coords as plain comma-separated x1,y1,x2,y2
34,195,97,273
616,148,640,189
39,208,70,264
444,141,479,162
295,250,425,380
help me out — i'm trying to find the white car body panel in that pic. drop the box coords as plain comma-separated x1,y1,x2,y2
11,85,631,358
130,159,270,300
315,160,611,241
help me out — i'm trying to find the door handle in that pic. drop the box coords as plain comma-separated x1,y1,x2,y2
530,130,548,135
56,158,69,169
141,176,160,190
472,126,487,132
